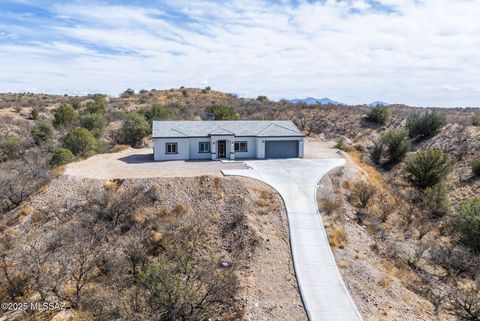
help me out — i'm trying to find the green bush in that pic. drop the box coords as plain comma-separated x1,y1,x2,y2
205,105,238,120
63,127,97,156
120,112,150,147
0,135,24,162
365,105,391,125
80,113,107,138
472,157,480,177
53,103,78,128
404,149,453,189
50,148,74,166
31,121,54,144
31,109,39,120
144,105,170,122
69,96,82,109
406,111,447,139
420,182,449,218
471,116,480,127
85,94,106,114
381,128,410,163
335,137,351,152
455,197,480,251
370,141,384,165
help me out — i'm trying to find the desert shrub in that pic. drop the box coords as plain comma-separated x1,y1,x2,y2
0,135,24,162
205,105,238,120
370,141,384,165
448,283,480,321
472,157,480,177
121,88,135,98
365,105,391,125
50,148,74,167
420,182,449,218
31,108,39,120
320,197,341,214
69,96,82,109
0,154,49,212
335,137,351,152
350,181,376,209
85,95,106,114
455,197,480,251
406,111,447,139
257,95,268,102
404,149,453,189
120,112,150,147
144,105,170,122
80,113,107,138
31,121,53,145
53,103,78,128
63,127,97,156
381,128,410,163
471,116,480,127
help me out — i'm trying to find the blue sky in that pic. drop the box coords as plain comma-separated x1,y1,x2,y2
1,0,480,107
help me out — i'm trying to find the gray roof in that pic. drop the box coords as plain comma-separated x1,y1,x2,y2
152,120,304,138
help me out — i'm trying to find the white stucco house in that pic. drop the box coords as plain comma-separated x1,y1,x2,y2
152,120,304,161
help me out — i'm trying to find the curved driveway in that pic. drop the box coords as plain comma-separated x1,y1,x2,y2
223,158,363,321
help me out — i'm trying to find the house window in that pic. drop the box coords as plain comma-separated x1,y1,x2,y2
166,143,178,154
199,142,210,153
234,141,248,152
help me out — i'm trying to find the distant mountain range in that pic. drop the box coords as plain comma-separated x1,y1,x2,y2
288,97,341,105
368,101,389,107
288,97,390,107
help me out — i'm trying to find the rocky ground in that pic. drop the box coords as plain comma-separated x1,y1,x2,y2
1,174,307,321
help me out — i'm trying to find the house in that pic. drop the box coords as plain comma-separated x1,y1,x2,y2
152,120,304,161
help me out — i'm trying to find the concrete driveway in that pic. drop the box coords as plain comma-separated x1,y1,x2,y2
223,159,363,321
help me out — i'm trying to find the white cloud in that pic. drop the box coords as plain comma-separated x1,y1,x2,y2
0,0,480,106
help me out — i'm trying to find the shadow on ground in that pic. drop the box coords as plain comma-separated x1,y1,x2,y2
118,153,155,164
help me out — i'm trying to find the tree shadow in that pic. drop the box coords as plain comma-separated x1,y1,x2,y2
118,153,155,164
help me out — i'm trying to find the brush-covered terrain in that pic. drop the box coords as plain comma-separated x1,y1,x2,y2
0,88,479,320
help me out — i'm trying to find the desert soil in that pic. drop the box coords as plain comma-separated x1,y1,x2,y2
316,154,455,321
16,174,307,321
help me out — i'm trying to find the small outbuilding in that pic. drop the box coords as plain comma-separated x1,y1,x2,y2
152,120,304,161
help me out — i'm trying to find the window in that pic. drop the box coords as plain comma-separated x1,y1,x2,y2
199,142,210,153
234,141,248,152
166,143,178,154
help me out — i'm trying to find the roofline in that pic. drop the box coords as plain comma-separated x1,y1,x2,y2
152,135,305,139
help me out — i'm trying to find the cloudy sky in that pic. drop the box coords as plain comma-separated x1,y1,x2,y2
1,0,479,106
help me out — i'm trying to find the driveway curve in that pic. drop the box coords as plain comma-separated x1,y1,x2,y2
223,159,363,321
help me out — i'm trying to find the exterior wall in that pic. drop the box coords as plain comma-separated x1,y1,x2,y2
256,136,304,159
153,138,189,161
233,136,257,159
153,135,304,160
188,137,212,160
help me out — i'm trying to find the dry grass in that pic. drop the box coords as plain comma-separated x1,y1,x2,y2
173,204,189,215
104,180,121,193
50,165,65,177
327,224,347,249
319,197,342,214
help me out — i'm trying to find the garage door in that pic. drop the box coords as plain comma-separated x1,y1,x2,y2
265,140,299,159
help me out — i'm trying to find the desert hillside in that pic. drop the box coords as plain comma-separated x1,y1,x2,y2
0,88,479,320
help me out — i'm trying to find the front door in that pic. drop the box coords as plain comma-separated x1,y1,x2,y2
217,140,226,158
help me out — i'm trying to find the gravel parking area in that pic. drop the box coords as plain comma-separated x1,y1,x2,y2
64,148,248,179
64,139,339,180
